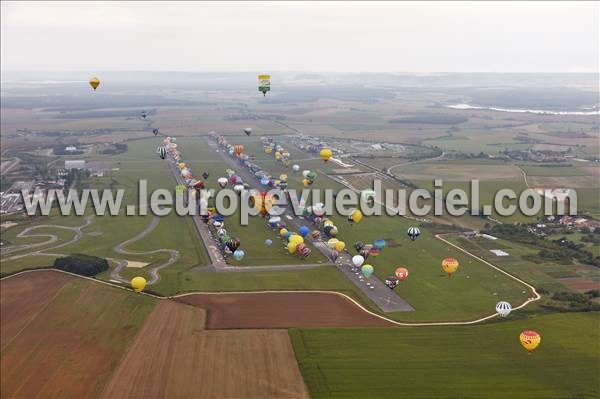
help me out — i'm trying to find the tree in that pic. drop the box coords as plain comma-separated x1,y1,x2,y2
54,253,108,277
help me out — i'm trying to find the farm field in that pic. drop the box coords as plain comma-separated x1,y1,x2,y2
102,300,309,399
0,272,156,399
290,312,600,399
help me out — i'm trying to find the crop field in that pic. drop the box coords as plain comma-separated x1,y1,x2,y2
0,273,156,399
290,312,599,399
102,300,309,399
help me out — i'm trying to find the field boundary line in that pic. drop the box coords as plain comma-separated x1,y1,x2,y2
2,264,540,326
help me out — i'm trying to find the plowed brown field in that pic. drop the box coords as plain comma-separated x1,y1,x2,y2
102,301,309,399
176,292,392,329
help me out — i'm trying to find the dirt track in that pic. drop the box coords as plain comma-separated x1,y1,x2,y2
176,292,392,329
103,301,309,399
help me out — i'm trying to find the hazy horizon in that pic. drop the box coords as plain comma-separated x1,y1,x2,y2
2,1,598,74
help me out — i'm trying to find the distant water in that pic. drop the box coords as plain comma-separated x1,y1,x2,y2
447,103,599,116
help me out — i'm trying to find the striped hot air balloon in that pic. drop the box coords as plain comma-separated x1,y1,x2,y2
495,301,512,317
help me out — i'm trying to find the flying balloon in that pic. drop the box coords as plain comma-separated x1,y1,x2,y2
519,330,541,353
442,257,459,277
131,276,146,293
408,226,421,241
89,76,100,90
496,301,512,317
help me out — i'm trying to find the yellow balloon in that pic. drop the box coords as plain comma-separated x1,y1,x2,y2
327,238,339,249
520,330,541,353
335,240,346,252
351,209,363,223
89,76,100,90
289,234,304,245
320,148,332,162
287,241,298,254
131,276,146,293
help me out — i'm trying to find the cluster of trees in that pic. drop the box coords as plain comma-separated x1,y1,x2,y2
54,254,108,277
484,224,600,267
100,143,128,155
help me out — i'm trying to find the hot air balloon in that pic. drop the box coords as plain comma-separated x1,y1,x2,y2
385,276,399,289
395,267,409,281
361,264,374,278
265,239,273,246
217,177,228,188
442,257,459,277
243,127,252,136
348,209,363,224
153,128,159,136
374,239,386,250
131,276,146,293
408,226,421,241
89,76,100,90
352,255,365,268
233,249,245,261
258,74,271,96
496,301,512,317
520,330,541,353
234,145,244,156
319,148,332,162
157,146,167,160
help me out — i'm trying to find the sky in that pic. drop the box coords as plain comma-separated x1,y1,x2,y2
1,1,598,73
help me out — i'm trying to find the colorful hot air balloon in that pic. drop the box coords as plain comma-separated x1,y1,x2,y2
395,267,409,281
408,226,421,241
233,249,245,261
496,301,512,317
385,276,399,289
244,127,252,136
131,276,146,293
520,330,541,353
89,76,100,90
442,257,459,277
258,74,271,96
361,264,374,278
320,148,333,162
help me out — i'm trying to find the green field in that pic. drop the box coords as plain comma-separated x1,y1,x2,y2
290,312,599,399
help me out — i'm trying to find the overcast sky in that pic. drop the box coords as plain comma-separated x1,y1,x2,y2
1,1,598,73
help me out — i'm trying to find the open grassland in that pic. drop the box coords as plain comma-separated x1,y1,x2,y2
0,272,156,399
290,312,599,399
238,136,532,322
102,301,309,399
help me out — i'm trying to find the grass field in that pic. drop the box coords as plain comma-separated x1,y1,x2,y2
290,312,599,399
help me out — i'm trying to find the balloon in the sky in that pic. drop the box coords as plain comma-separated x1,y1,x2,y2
244,127,252,136
217,177,228,188
442,257,459,277
157,146,167,160
131,276,146,293
519,330,541,353
408,226,421,241
395,267,409,281
258,74,271,96
292,164,300,172
361,264,374,278
348,209,363,224
352,255,365,267
385,276,399,290
496,301,512,317
233,249,245,261
89,76,100,90
319,148,332,162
